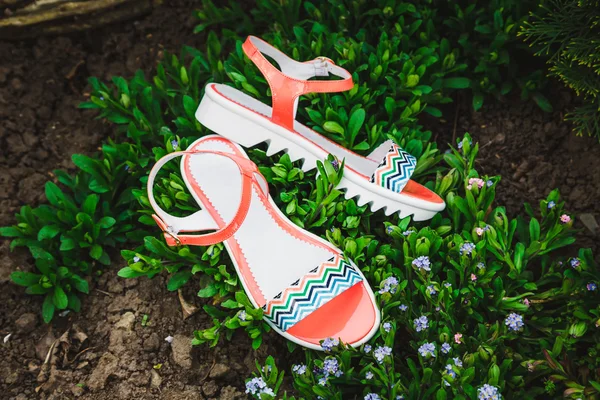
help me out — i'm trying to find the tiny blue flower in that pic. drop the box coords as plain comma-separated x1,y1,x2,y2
133,256,140,263
245,377,270,395
364,344,372,353
460,242,476,256
570,258,580,268
99,96,105,101
386,226,393,234
476,262,485,269
399,304,408,311
365,371,374,380
321,337,339,351
441,343,451,354
453,357,463,367
323,358,343,378
383,322,392,332
477,384,502,400
505,313,524,332
364,394,381,400
427,285,438,296
402,230,412,236
124,164,130,171
412,256,431,272
292,364,306,375
486,180,494,187
171,139,179,150
379,276,399,294
587,282,597,291
318,377,327,386
444,282,452,288
547,201,556,209
418,342,436,357
331,158,339,170
238,311,247,321
414,315,429,332
373,346,392,364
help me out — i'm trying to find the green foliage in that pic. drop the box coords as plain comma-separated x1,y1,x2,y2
197,0,549,112
520,0,600,138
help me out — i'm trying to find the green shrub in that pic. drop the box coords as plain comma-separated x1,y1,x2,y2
520,0,600,138
438,0,552,111
196,0,550,111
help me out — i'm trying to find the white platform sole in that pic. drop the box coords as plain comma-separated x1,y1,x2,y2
196,85,444,221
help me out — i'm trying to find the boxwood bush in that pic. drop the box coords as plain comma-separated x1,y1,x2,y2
1,1,599,399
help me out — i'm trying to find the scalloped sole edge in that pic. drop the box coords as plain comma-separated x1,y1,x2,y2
196,87,441,222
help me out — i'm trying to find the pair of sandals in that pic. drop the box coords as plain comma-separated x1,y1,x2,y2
148,36,445,351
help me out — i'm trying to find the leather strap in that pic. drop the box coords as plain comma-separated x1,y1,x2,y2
147,150,266,247
242,36,354,130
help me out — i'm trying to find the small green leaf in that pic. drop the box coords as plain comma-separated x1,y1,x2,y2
0,227,21,237
444,78,471,89
221,299,240,309
53,286,69,310
68,293,81,312
167,271,192,291
72,276,89,294
38,225,61,241
97,217,116,229
90,244,103,260
183,95,197,119
198,283,218,298
43,294,55,323
532,93,553,112
472,93,484,111
11,271,41,287
323,121,344,135
347,108,365,145
424,106,442,117
60,238,76,251
118,267,145,279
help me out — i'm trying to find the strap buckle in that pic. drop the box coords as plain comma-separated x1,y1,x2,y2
165,225,182,246
314,56,331,77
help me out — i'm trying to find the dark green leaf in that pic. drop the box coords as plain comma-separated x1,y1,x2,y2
53,286,68,310
11,271,41,287
167,271,192,291
42,294,55,323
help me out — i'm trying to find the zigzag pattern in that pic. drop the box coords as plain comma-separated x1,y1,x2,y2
370,143,416,193
263,255,362,332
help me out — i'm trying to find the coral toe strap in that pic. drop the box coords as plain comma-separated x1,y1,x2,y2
262,254,362,332
242,36,354,130
147,150,267,247
369,141,417,194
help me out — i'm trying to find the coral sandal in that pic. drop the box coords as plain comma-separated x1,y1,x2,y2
147,135,380,350
196,36,445,221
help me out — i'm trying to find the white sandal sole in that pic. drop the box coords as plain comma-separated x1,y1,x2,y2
197,84,445,221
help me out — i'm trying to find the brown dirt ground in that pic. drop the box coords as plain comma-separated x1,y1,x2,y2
1,1,599,399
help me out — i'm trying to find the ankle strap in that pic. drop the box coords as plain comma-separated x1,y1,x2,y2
242,36,353,130
147,150,265,247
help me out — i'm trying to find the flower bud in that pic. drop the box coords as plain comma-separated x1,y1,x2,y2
569,321,588,338
375,255,387,267
478,344,493,362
